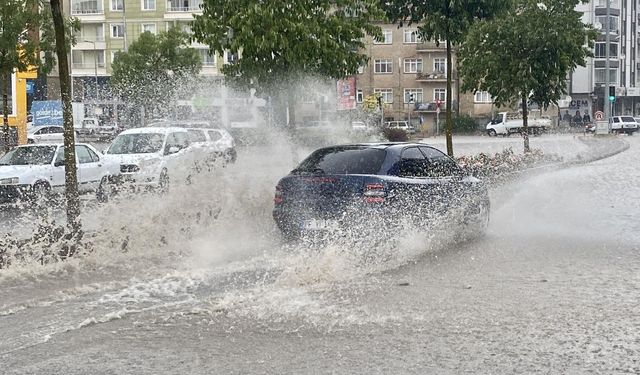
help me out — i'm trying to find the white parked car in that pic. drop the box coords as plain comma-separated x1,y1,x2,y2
0,143,120,203
75,117,118,136
27,125,64,144
105,127,194,190
610,116,638,135
186,127,237,163
387,121,416,134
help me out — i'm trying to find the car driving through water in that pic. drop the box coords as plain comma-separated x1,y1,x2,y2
273,143,490,241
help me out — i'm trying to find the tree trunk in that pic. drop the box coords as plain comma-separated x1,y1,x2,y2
445,39,454,157
50,0,81,233
2,72,10,153
521,93,530,153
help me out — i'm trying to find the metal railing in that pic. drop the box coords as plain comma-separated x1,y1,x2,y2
72,62,106,69
71,7,104,15
166,1,202,11
416,71,447,80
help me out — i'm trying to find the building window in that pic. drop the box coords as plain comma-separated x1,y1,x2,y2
434,88,446,102
374,88,393,104
474,91,492,103
403,58,423,74
110,0,123,11
403,29,420,44
141,0,155,11
357,65,364,74
110,50,121,63
142,23,156,34
0,74,14,115
374,59,393,74
199,49,215,66
223,50,238,64
594,42,618,58
374,30,393,44
596,0,619,8
596,16,619,33
404,88,423,103
356,89,363,103
595,68,618,84
71,50,83,67
111,23,124,38
433,58,446,74
96,50,105,67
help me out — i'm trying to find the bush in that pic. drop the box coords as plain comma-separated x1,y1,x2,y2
452,114,479,134
382,128,408,142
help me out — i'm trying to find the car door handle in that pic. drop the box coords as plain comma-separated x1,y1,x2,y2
97,164,102,167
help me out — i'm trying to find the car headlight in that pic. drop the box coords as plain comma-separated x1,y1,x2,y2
0,177,19,185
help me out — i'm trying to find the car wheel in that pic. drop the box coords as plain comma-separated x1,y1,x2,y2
96,176,112,203
158,170,169,193
31,181,51,207
27,138,35,144
487,129,497,137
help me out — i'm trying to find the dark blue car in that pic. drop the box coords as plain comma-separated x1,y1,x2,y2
273,143,489,240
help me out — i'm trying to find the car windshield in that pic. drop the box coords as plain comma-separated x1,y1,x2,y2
108,133,164,154
621,116,635,122
293,147,386,175
0,146,56,165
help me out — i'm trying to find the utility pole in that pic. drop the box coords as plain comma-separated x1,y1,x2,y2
604,0,611,121
122,0,128,52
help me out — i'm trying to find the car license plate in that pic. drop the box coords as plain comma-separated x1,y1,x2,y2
302,219,338,231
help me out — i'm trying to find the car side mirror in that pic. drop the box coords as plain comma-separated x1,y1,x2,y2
166,146,180,155
54,160,65,167
102,149,107,155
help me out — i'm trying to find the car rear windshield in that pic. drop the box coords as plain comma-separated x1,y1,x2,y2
108,133,164,154
0,146,56,165
293,147,386,175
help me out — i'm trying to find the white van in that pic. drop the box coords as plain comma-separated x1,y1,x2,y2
386,121,416,134
105,127,193,191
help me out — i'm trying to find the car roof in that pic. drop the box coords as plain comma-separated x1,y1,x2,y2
318,142,432,151
119,127,186,135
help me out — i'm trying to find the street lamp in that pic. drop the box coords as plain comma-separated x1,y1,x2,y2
82,39,98,102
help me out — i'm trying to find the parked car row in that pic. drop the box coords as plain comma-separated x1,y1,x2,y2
0,121,237,204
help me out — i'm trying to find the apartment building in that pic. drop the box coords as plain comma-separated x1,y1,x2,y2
570,0,640,117
64,0,223,103
354,25,493,134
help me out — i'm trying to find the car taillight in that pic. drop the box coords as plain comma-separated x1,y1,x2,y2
363,183,386,203
274,184,283,204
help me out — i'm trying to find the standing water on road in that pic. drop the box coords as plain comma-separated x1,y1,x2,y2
1,131,638,374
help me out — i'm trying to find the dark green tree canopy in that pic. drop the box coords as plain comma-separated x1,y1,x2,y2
110,28,201,118
458,0,596,110
380,0,510,46
192,0,383,94
0,0,77,77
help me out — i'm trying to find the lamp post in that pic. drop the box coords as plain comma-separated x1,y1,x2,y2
82,39,98,102
604,0,611,121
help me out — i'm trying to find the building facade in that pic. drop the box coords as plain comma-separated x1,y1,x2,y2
353,24,494,135
63,0,226,122
570,0,640,117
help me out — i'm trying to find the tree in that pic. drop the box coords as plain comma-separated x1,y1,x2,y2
0,0,71,151
110,28,201,122
49,0,81,232
380,0,509,156
458,0,596,152
192,0,382,126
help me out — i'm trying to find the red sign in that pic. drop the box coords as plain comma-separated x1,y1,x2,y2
337,76,356,110
436,100,442,108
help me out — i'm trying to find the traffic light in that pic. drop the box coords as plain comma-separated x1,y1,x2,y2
409,94,414,103
609,86,616,102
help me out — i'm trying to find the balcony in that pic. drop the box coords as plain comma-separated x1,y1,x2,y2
71,0,105,21
166,0,203,12
416,42,445,53
416,71,447,81
72,62,106,69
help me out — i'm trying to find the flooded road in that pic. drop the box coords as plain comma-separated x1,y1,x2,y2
1,135,639,374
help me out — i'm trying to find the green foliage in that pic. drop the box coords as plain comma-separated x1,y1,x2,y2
380,0,510,46
382,127,408,142
458,0,596,111
0,0,78,77
110,28,202,119
452,114,478,133
192,0,383,96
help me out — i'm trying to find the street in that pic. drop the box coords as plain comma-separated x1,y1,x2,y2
0,134,639,374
